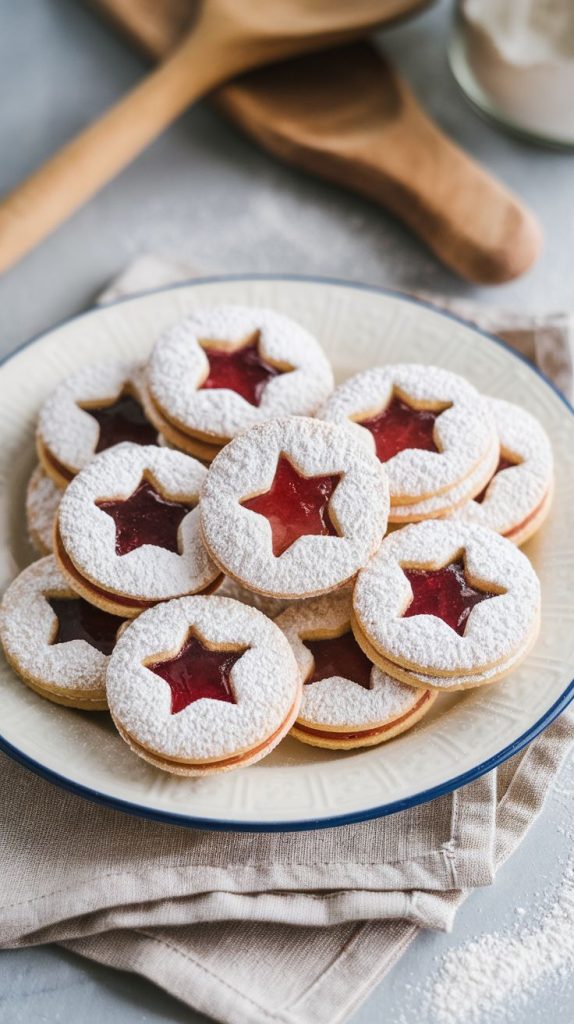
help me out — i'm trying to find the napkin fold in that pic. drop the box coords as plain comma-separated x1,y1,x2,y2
2,257,573,1024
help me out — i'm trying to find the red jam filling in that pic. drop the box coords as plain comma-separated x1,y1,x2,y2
241,456,340,557
402,559,496,636
305,630,373,689
474,455,518,504
148,632,247,714
200,335,286,407
97,480,194,556
358,395,446,462
48,597,124,655
82,393,158,453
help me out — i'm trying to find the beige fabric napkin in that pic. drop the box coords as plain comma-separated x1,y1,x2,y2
2,257,574,1024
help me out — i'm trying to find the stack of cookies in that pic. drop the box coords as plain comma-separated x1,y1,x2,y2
0,304,552,777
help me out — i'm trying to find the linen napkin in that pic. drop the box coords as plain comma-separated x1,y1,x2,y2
1,257,573,1024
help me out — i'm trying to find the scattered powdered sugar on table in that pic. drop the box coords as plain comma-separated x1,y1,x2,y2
421,857,574,1024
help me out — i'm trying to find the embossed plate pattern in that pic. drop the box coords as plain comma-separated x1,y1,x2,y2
1,276,573,830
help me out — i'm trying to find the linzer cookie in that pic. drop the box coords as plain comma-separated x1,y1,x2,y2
200,417,389,599
106,595,302,775
55,444,222,617
388,436,500,524
26,465,63,554
457,398,554,545
319,364,497,513
37,362,161,486
352,519,540,690
145,306,334,458
276,591,436,749
0,557,125,709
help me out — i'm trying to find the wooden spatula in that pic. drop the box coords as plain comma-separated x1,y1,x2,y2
0,0,427,274
90,1,541,285
215,44,541,285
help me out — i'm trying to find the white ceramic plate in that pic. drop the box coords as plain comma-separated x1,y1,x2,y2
1,275,573,831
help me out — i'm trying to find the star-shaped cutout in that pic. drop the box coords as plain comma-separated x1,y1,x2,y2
48,597,124,655
305,631,373,690
474,453,521,504
358,392,451,463
147,631,247,714
80,392,158,453
97,479,194,556
402,558,501,636
241,456,341,557
199,332,292,407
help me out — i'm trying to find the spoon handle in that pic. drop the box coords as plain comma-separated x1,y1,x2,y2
0,30,230,274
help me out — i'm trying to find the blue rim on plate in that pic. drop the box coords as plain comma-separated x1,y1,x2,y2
1,273,573,833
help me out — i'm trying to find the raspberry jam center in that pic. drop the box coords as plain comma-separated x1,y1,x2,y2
81,393,158,453
403,559,496,636
305,630,373,690
97,480,194,556
200,335,286,407
474,455,519,504
148,633,246,714
242,456,341,557
48,597,124,655
359,395,445,462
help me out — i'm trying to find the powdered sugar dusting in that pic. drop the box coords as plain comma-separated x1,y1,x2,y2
147,305,334,440
200,417,390,598
389,440,500,523
37,362,159,476
458,397,554,535
423,858,574,1024
26,465,63,554
320,364,496,501
353,520,540,674
57,443,219,600
107,594,301,761
277,591,430,728
0,556,114,693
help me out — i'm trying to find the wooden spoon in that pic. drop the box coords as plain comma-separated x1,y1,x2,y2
215,44,541,284
0,0,428,273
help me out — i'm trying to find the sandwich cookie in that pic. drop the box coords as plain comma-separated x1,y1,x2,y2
0,556,125,709
106,595,302,775
352,519,540,690
145,305,334,458
55,444,222,617
276,591,436,749
26,465,63,555
319,364,497,510
200,417,390,599
456,397,554,545
37,362,161,487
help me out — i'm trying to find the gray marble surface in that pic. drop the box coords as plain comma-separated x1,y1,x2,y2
1,1,574,1022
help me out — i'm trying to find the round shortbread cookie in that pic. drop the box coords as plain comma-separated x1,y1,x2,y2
106,595,302,775
200,417,390,600
37,362,161,487
140,381,224,462
319,364,496,505
351,609,540,692
388,436,500,524
26,465,63,554
353,520,540,677
0,556,126,709
147,306,334,445
276,591,435,749
456,398,554,543
55,443,221,617
216,576,294,619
